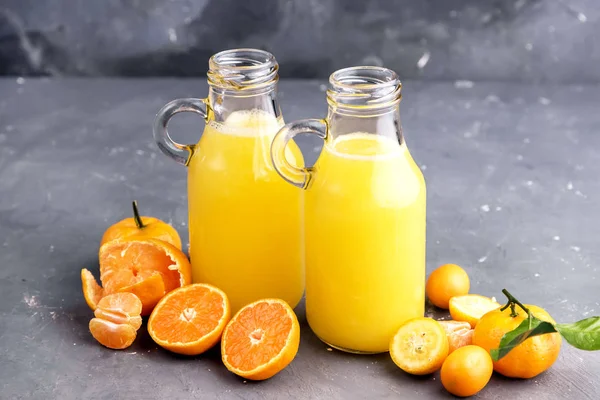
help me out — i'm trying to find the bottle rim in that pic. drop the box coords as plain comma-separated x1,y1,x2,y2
327,66,402,110
207,48,279,91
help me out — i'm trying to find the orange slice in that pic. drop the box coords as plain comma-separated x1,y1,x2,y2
81,268,104,310
389,317,449,375
221,299,300,380
438,320,474,353
99,238,192,315
148,284,231,356
449,294,500,328
89,292,142,350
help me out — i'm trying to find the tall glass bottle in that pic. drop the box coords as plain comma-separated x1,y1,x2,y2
271,66,426,353
154,49,304,312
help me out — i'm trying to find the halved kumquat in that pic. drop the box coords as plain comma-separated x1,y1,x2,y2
389,317,449,375
449,294,500,328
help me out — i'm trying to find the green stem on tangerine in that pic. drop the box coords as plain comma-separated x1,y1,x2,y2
132,201,145,229
499,288,530,318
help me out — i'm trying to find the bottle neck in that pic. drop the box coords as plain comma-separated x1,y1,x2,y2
208,84,282,123
325,66,403,144
327,104,403,144
206,48,282,123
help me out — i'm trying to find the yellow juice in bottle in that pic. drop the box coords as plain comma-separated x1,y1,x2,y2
188,110,304,312
305,133,426,353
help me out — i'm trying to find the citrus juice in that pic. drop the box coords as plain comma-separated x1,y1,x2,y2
305,132,426,353
187,110,304,312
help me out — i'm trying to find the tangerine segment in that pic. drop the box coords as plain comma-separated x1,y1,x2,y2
89,318,137,350
222,299,300,380
148,284,231,356
99,238,191,295
81,269,104,310
449,295,500,328
94,292,143,330
118,273,166,316
389,317,449,375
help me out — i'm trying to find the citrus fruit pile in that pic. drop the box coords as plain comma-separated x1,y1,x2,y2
82,204,592,392
389,262,562,397
81,202,300,380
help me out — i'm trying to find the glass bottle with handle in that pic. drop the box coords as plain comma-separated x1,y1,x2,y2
271,66,426,353
153,49,304,313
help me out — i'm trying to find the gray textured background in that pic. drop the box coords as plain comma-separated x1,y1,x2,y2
0,0,598,82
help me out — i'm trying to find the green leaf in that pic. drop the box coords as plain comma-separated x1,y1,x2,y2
491,315,557,361
556,317,600,351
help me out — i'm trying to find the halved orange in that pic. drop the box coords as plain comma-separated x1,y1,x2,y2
221,299,300,380
389,317,449,375
438,320,474,353
81,268,104,310
449,294,500,328
89,292,142,350
148,283,231,356
98,238,192,315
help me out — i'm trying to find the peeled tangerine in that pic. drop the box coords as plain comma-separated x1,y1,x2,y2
438,320,474,353
89,292,143,350
389,318,449,375
82,237,192,316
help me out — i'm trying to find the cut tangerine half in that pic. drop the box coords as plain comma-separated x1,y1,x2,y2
98,238,192,315
89,292,142,350
147,283,231,356
81,268,104,310
449,294,500,328
389,317,449,375
221,299,300,380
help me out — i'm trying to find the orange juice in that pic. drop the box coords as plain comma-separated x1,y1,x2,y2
305,133,426,353
188,110,304,312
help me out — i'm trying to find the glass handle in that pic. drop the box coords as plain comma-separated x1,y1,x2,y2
271,119,327,189
153,98,208,166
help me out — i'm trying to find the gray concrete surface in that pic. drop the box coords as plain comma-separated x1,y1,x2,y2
0,78,599,399
0,0,599,83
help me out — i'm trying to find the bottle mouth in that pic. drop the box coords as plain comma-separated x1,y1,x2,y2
207,48,279,91
327,66,402,110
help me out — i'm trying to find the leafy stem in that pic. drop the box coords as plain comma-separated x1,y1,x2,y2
491,288,600,362
132,200,145,229
499,289,530,317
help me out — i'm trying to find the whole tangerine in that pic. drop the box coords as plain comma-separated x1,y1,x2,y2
473,304,561,378
426,264,470,309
